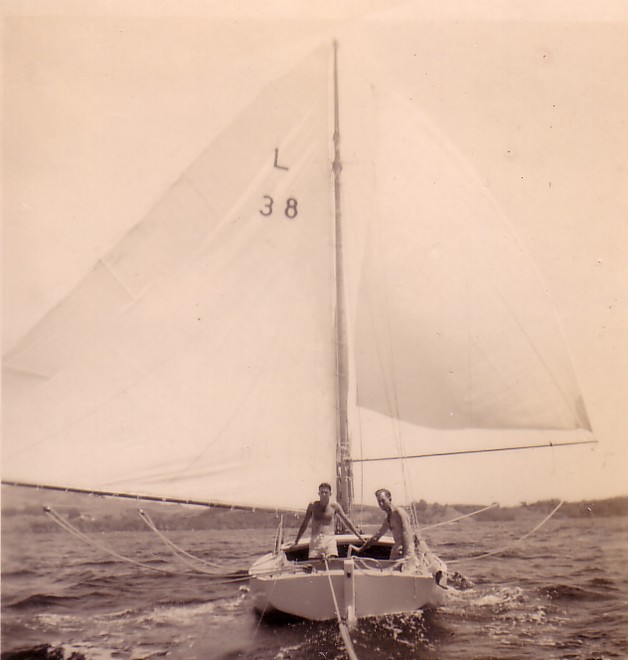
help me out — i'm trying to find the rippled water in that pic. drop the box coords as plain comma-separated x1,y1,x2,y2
2,517,627,659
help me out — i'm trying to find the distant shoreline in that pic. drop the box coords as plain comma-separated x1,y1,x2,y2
2,486,626,534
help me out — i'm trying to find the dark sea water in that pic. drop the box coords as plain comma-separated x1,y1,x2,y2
2,517,627,659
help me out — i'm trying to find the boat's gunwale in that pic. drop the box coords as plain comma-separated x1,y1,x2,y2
275,532,396,554
249,533,437,580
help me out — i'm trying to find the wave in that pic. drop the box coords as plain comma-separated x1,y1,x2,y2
540,583,616,602
571,565,605,577
151,596,217,608
438,541,474,548
0,569,36,579
6,593,80,610
139,599,222,626
444,584,527,613
0,643,86,660
470,585,526,608
487,549,527,559
587,576,618,590
68,559,120,568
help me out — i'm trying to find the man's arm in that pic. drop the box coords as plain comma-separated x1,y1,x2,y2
293,504,312,545
334,504,366,543
358,518,389,552
399,508,415,558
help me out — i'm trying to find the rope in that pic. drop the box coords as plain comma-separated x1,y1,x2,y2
44,507,180,574
44,506,252,581
358,208,416,521
138,509,231,572
407,503,500,554
448,500,564,565
355,385,366,531
138,510,290,582
421,503,499,531
324,558,359,660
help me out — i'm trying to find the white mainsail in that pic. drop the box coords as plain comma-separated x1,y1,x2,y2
2,45,592,511
3,48,337,510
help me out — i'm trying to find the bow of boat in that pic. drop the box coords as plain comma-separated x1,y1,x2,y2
249,534,448,621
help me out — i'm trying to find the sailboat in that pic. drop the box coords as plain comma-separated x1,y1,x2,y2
247,43,449,623
3,40,593,626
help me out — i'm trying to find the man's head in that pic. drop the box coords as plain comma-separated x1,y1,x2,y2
318,483,332,503
375,488,392,511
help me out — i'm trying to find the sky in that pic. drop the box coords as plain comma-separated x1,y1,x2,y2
3,1,627,506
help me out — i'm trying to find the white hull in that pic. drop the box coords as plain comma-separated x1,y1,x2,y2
249,535,447,621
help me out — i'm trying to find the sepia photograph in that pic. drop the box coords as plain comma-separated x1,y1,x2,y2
2,1,627,658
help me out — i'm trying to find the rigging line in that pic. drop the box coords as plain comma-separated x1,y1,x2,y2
448,500,564,566
46,505,252,581
357,401,366,530
357,117,415,519
340,71,374,531
466,265,474,426
370,175,416,524
420,503,499,531
357,176,415,523
351,364,366,528
350,88,400,484
44,507,181,575
324,557,359,660
381,288,415,517
352,438,598,462
138,509,232,571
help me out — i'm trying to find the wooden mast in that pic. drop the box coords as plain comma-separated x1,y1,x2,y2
332,41,353,519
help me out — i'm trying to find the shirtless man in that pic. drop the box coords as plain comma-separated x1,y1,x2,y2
358,488,416,560
292,483,365,559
